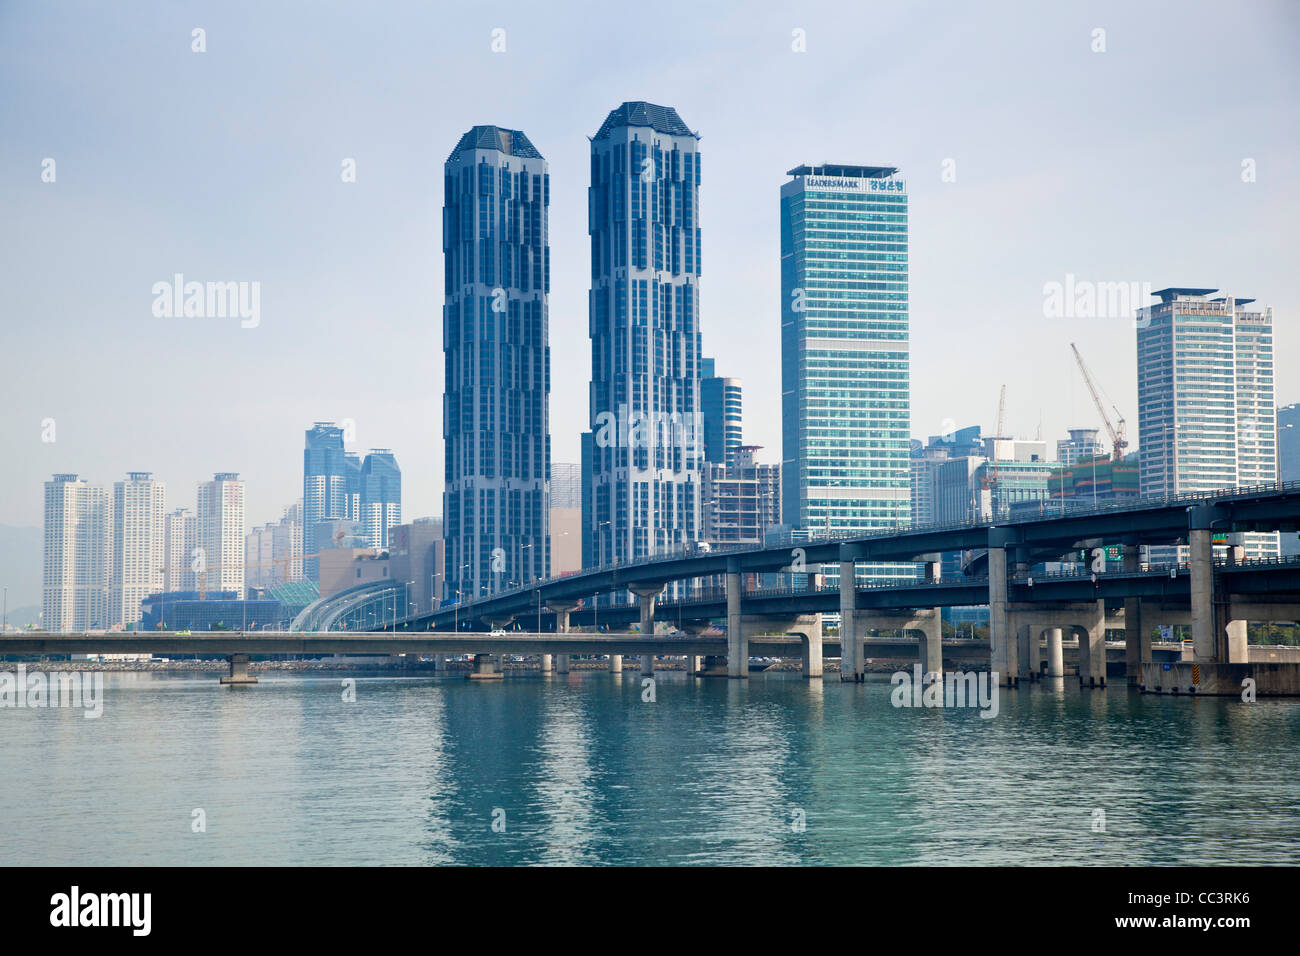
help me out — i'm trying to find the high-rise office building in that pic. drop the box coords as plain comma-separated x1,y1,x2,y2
979,439,1053,519
303,422,355,581
551,463,581,510
701,356,742,467
164,507,197,592
344,452,361,523
42,474,110,631
780,164,910,563
279,501,304,582
1137,288,1277,556
911,425,983,527
1280,403,1300,481
245,522,275,590
110,472,166,627
1056,427,1106,468
933,438,1052,523
196,473,246,595
359,450,401,548
245,503,302,590
584,101,703,567
443,124,550,600
702,446,781,545
1279,403,1300,556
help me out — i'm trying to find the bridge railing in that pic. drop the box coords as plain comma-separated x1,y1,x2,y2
1012,553,1300,585
405,480,1300,627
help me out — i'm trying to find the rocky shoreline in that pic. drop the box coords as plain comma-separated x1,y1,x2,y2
3,656,903,675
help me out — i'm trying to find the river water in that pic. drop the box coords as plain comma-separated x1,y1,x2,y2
3,668,1298,865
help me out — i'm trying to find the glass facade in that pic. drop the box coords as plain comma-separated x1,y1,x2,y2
1137,288,1277,557
584,102,703,566
443,125,550,601
780,164,911,579
701,356,742,467
302,422,354,582
359,450,401,549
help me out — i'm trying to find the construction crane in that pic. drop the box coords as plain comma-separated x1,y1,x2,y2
982,385,1007,482
1070,343,1128,460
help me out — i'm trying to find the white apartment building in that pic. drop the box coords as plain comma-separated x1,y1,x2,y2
42,474,111,631
110,472,166,627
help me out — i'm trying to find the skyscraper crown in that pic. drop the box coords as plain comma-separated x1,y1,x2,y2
593,102,696,140
450,125,543,160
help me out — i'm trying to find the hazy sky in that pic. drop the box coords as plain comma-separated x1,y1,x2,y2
2,0,1297,530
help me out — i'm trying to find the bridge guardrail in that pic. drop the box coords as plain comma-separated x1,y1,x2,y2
401,480,1300,627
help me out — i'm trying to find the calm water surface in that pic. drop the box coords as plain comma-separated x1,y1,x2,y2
4,669,1299,865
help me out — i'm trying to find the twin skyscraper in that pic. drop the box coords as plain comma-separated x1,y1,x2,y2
442,102,911,604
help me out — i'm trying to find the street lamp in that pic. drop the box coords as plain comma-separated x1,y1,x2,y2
520,540,533,586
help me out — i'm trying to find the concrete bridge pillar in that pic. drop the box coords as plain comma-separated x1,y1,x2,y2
1047,627,1065,677
914,608,943,684
726,561,747,679
539,654,553,673
1222,544,1250,663
699,655,728,676
838,549,862,682
675,622,709,676
1077,600,1107,688
1012,611,1043,680
1189,513,1216,661
1123,543,1150,684
608,653,623,674
547,603,577,675
219,653,257,685
987,538,1016,686
1226,620,1249,663
632,585,663,676
793,615,823,678
468,653,503,680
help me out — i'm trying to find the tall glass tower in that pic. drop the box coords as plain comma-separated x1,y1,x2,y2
584,101,702,566
780,164,910,571
443,125,550,602
701,356,742,467
359,450,401,549
302,422,353,581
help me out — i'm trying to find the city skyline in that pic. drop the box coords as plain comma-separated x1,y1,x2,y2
7,0,1300,887
4,2,1296,533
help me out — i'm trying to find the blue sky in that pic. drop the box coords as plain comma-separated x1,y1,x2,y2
2,0,1297,529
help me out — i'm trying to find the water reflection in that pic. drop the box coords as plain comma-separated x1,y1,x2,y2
1,669,1299,865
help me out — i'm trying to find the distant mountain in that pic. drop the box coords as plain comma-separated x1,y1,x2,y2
0,525,42,612
3,605,39,629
